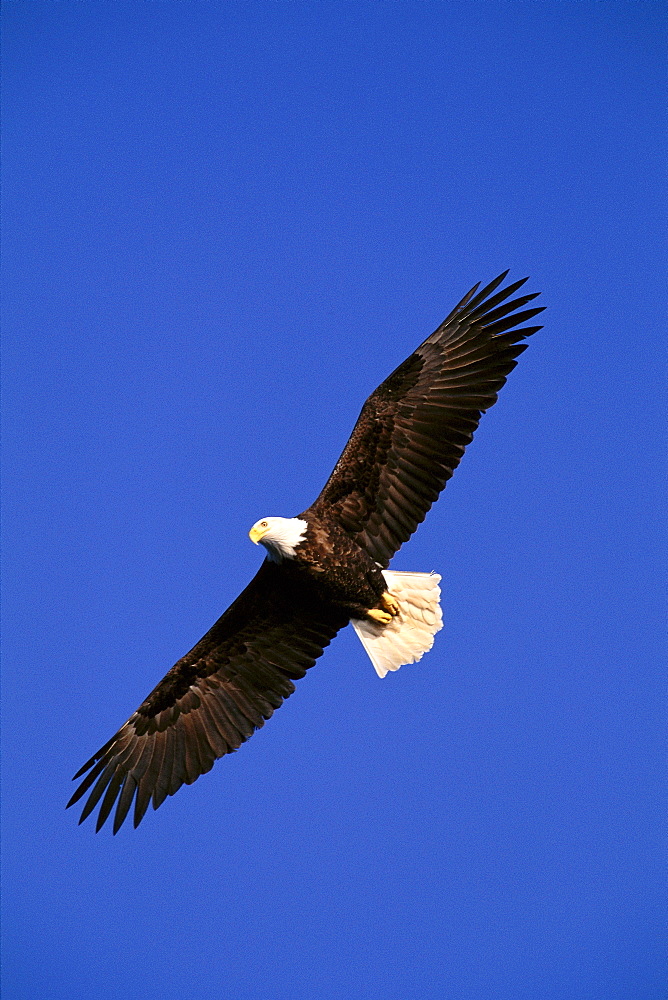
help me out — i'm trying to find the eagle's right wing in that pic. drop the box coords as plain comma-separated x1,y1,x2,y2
68,560,348,833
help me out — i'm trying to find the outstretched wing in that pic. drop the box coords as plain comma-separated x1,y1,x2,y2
68,560,348,833
306,272,543,568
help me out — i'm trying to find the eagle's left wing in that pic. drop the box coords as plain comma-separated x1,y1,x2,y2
68,560,348,833
306,273,543,568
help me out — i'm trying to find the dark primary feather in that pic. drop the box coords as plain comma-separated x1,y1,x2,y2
307,272,543,567
68,560,348,832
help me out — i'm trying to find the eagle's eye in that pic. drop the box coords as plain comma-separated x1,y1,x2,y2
260,520,268,528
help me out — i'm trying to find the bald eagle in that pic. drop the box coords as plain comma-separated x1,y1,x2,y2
68,272,543,832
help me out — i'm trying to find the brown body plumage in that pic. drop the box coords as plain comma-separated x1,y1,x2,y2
68,272,543,832
289,514,388,618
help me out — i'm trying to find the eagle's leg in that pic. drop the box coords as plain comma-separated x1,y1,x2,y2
380,591,400,617
367,608,393,625
364,591,399,625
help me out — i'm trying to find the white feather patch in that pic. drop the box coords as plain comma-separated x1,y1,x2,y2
351,570,443,678
258,517,308,561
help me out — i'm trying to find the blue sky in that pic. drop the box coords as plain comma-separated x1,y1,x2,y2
2,3,665,998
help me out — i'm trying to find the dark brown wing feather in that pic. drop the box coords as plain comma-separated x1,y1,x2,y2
68,560,348,832
306,272,543,568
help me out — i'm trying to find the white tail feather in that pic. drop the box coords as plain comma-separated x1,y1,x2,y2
351,571,443,678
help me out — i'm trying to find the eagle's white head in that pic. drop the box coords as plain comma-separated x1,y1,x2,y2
249,516,308,562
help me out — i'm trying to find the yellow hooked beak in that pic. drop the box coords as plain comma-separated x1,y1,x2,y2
249,521,270,545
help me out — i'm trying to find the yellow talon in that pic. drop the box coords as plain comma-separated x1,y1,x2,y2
367,608,393,625
381,592,400,616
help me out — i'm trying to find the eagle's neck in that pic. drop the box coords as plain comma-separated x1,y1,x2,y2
262,517,308,562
